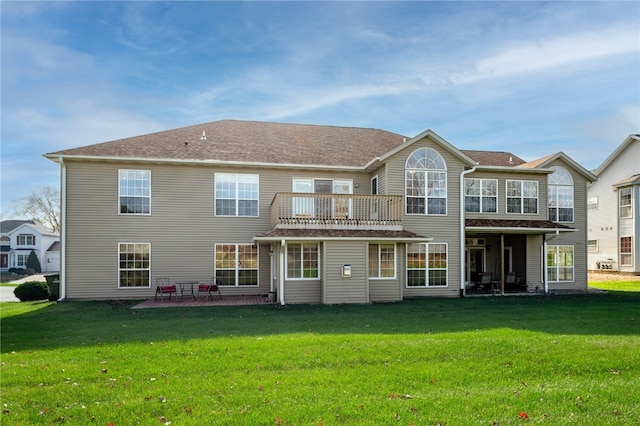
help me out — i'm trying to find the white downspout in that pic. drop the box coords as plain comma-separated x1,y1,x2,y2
279,240,286,305
58,156,67,302
460,165,477,297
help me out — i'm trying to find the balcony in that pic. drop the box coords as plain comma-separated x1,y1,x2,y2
270,193,404,230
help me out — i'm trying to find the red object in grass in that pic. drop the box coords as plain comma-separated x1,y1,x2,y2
518,411,530,420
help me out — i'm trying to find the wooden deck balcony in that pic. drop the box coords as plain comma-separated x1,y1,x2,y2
270,193,404,230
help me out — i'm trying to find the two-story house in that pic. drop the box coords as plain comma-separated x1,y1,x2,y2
0,220,60,273
587,134,640,274
44,120,596,303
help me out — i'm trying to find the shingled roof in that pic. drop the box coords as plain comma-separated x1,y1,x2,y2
461,150,526,167
46,120,408,168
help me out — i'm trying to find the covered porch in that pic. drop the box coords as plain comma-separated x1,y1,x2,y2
464,219,575,295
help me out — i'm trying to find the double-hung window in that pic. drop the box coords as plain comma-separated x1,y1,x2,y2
507,180,538,214
368,243,396,279
464,178,497,213
17,234,36,246
547,245,573,282
119,170,151,215
619,188,632,218
215,244,259,286
406,243,447,287
286,243,319,279
215,173,259,217
548,166,574,222
405,148,447,215
620,236,632,266
118,243,150,287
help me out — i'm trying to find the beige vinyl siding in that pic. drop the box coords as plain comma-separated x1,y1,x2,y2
383,137,464,297
464,170,549,220
284,280,321,304
322,241,369,304
526,235,543,289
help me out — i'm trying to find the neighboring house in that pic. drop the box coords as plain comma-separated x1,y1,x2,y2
44,120,596,303
587,135,640,274
0,220,60,273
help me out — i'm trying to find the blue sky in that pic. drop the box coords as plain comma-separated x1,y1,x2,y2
2,1,639,214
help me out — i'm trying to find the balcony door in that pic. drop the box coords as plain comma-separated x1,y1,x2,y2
293,178,352,219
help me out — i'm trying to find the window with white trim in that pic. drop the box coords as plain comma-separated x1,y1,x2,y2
16,253,29,268
215,173,259,217
406,243,447,287
286,243,319,279
17,234,36,246
405,148,447,215
587,239,598,253
368,243,396,279
215,244,259,286
464,178,497,213
118,243,150,287
547,245,574,282
507,180,538,214
619,188,632,218
548,166,574,222
119,170,151,214
620,236,632,266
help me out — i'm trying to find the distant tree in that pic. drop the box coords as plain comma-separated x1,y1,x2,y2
10,185,60,233
26,250,42,273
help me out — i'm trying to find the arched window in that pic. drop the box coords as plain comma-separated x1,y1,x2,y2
548,166,574,222
405,147,447,215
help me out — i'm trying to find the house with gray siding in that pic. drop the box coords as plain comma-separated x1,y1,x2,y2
587,135,640,274
45,120,596,303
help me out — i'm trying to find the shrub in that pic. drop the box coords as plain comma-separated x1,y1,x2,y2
13,281,50,302
26,250,42,273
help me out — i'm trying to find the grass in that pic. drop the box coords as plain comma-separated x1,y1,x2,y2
1,283,639,425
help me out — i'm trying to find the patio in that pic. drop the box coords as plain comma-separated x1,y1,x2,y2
133,294,271,309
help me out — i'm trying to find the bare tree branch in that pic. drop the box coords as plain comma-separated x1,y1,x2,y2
10,185,61,233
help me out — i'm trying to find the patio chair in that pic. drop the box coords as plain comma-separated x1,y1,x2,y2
154,277,177,302
475,272,492,293
197,277,223,301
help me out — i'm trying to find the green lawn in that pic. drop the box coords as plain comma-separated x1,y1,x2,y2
1,284,639,425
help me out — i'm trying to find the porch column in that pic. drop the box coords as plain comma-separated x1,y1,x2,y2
500,233,505,294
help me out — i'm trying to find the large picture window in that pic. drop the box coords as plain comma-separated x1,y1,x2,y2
405,148,447,215
118,243,150,287
547,245,573,282
215,173,259,217
620,236,632,266
119,170,151,214
287,243,319,279
464,178,497,213
406,243,447,287
507,180,538,214
368,243,396,279
548,166,574,222
215,244,259,286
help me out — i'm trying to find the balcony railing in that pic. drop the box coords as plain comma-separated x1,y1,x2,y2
270,192,404,230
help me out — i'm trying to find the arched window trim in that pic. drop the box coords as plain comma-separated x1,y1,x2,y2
405,147,447,215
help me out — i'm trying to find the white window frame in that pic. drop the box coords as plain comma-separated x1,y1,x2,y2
620,236,633,266
464,178,498,213
406,242,448,287
368,243,397,279
16,253,29,268
506,179,538,214
214,243,259,286
405,148,447,216
547,245,574,283
214,173,259,217
619,188,632,219
17,234,36,246
118,243,151,288
286,242,320,280
119,169,151,215
587,239,599,253
548,166,574,223
291,178,353,219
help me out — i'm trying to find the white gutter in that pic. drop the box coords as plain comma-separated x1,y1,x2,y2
279,239,285,305
460,165,477,297
58,156,67,302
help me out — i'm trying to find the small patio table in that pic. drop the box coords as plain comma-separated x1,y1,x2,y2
176,281,198,301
